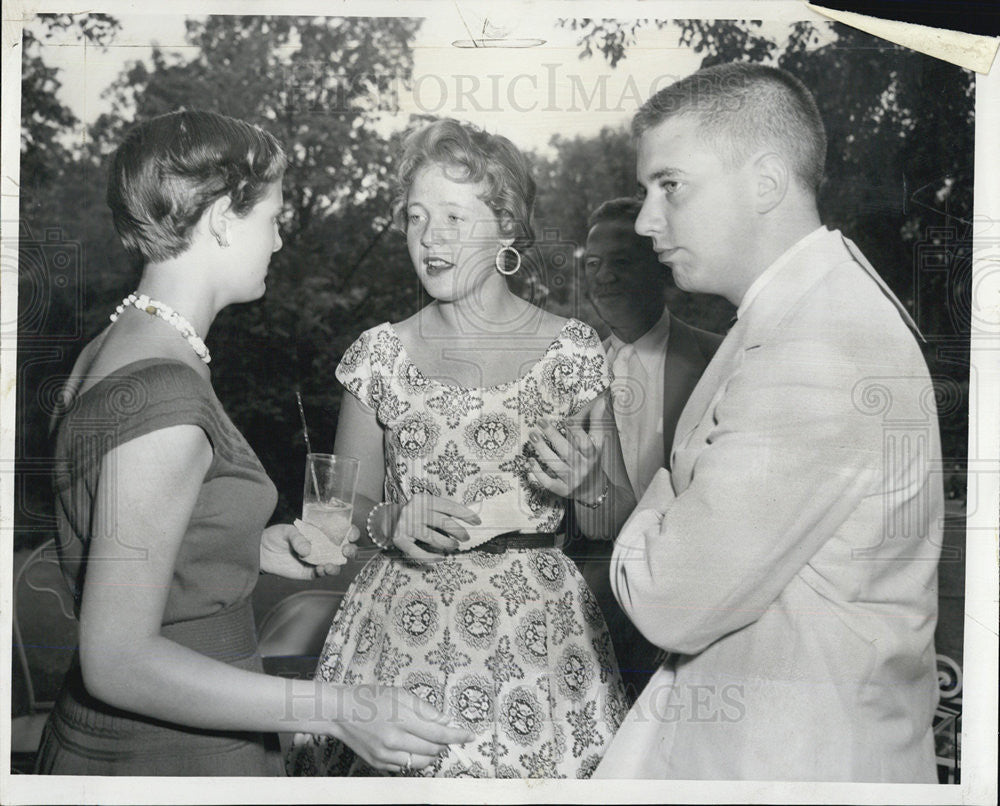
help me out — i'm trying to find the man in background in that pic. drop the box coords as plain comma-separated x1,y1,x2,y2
576,197,721,703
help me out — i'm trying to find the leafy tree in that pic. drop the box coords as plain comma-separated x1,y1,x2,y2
19,14,972,536
19,13,123,316
20,14,120,192
534,127,637,252
561,18,778,68
16,15,122,551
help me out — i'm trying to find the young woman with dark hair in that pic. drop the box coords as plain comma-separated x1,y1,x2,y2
35,109,473,777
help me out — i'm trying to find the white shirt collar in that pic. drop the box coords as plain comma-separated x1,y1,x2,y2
609,308,670,374
737,226,829,320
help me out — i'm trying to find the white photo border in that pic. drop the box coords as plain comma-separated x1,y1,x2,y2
1,1,997,803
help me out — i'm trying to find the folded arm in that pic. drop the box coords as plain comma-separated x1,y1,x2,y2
613,337,880,655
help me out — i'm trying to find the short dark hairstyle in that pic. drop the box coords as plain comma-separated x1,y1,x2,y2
632,63,826,193
587,197,644,231
392,118,536,250
107,109,287,264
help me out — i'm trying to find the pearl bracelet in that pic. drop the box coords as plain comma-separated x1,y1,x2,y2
366,502,395,549
577,476,611,509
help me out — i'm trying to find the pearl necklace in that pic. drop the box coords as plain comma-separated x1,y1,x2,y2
109,293,211,364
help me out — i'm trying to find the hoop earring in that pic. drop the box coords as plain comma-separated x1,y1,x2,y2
495,245,521,276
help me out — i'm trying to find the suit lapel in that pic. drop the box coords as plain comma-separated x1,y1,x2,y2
670,326,745,463
670,229,889,464
661,319,710,468
669,239,832,458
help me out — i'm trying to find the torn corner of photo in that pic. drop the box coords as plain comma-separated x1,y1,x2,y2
806,2,1000,74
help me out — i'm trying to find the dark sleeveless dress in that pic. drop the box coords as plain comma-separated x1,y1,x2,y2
34,358,283,776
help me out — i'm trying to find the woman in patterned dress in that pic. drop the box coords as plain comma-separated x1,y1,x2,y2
288,119,634,779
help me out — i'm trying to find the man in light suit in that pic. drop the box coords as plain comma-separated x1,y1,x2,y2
576,197,721,703
595,62,942,782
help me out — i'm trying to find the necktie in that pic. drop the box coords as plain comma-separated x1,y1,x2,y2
610,343,645,496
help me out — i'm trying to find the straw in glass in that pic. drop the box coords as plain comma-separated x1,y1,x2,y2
296,388,322,504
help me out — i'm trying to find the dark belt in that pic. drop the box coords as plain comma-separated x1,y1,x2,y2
466,531,560,554
386,531,559,558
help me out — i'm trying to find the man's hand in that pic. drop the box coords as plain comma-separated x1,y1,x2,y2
526,416,606,503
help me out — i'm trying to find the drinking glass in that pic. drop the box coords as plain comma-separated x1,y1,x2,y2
302,453,359,544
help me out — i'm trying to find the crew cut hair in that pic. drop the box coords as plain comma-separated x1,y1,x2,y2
107,109,287,264
632,63,827,193
392,118,536,251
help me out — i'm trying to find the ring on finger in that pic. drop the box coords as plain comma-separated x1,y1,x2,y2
405,752,413,773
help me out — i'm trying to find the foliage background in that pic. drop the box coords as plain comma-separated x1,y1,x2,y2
14,13,972,701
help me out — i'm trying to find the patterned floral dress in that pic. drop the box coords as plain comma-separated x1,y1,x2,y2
287,318,628,779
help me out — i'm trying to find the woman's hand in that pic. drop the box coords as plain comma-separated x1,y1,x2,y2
526,416,606,503
299,684,475,773
384,493,480,563
260,523,359,579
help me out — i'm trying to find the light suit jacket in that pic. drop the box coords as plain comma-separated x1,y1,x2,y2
595,229,942,782
657,316,724,474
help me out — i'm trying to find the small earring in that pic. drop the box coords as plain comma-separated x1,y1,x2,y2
215,232,229,248
495,245,521,276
